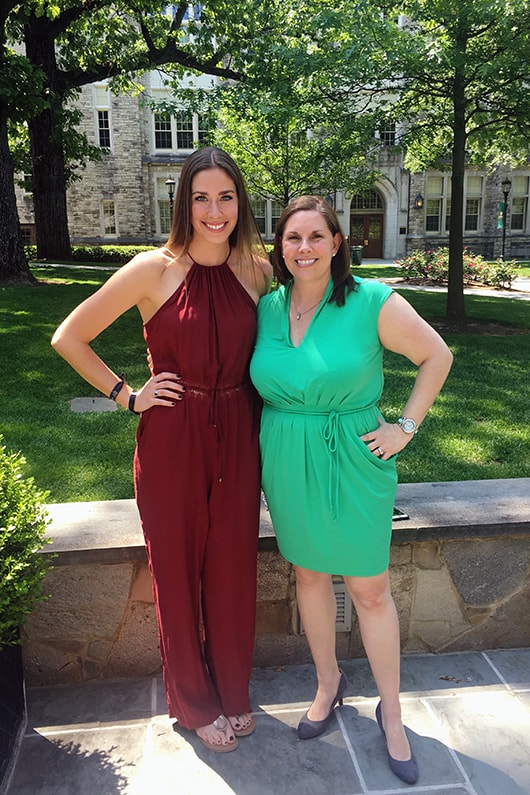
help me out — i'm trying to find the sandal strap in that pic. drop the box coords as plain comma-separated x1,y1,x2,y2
212,715,228,732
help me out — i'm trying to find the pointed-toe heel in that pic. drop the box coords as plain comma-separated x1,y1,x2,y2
375,701,418,785
297,670,348,740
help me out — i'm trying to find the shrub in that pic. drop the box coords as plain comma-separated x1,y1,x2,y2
25,244,157,265
398,248,519,289
70,245,158,263
0,437,54,649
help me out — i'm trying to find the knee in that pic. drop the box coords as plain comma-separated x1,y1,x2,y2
346,575,392,612
294,566,331,590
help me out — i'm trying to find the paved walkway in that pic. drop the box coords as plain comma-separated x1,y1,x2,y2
361,259,530,300
9,647,530,794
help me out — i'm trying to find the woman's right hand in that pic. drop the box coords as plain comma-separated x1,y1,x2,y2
131,372,185,412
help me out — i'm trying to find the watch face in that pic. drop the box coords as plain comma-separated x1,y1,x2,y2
400,418,416,433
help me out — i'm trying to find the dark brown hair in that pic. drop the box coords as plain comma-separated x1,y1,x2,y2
272,195,355,306
167,147,267,286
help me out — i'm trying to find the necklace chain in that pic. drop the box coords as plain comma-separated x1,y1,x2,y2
291,293,325,321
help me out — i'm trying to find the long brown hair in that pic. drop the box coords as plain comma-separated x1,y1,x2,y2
167,147,267,288
272,195,355,306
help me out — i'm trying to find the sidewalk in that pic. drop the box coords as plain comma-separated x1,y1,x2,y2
9,647,530,794
361,259,530,300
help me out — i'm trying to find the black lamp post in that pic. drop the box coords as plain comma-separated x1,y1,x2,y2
501,178,511,261
165,176,176,220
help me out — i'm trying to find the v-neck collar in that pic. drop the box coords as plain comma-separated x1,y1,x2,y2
285,279,333,348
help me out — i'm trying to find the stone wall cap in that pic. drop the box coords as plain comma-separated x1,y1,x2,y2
44,498,275,561
44,478,530,561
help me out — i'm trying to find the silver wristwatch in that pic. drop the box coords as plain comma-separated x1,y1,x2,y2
397,417,418,434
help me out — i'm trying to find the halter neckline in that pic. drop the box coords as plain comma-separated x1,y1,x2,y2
187,248,231,268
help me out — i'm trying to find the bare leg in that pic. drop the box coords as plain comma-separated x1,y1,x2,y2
344,571,411,761
295,566,341,720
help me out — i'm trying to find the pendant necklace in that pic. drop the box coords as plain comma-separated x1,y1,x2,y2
291,292,326,321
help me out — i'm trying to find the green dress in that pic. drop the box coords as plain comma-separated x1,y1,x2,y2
250,277,397,577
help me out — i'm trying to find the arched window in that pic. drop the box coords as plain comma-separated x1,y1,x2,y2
350,190,383,210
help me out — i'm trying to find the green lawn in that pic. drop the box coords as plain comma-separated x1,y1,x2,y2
0,263,528,502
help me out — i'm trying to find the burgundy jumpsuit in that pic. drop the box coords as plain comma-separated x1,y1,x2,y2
133,256,261,730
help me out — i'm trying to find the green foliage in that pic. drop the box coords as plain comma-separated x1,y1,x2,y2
0,436,53,649
397,248,520,289
384,0,530,170
210,1,394,204
25,244,157,264
215,86,378,205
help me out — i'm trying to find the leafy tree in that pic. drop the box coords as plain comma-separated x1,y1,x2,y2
0,1,43,284
213,81,379,208
381,0,530,326
5,0,245,264
1,0,390,274
212,3,398,210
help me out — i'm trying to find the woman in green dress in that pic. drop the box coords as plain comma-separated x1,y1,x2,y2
250,196,452,785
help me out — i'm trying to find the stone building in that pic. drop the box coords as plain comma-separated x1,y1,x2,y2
15,74,530,260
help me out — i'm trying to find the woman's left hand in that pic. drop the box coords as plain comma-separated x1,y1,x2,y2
360,417,413,460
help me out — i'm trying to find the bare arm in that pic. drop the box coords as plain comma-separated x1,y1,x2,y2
51,252,183,411
360,291,453,458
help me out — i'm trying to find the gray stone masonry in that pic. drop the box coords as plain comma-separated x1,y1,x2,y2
21,479,530,686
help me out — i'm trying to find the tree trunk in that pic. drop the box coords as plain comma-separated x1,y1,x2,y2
445,53,467,326
0,103,35,285
28,106,72,261
25,14,71,261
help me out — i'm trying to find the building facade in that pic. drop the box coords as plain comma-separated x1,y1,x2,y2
15,76,530,260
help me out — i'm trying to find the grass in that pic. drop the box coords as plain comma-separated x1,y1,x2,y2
0,263,528,503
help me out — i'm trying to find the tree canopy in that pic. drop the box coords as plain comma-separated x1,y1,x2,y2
378,0,530,323
2,0,530,327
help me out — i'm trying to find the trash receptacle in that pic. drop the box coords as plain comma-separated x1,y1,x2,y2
350,245,363,266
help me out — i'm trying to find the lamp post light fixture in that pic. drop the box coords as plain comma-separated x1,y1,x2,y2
414,193,424,210
165,176,176,221
501,177,512,261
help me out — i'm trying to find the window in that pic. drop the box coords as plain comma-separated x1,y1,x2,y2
250,197,266,234
511,176,529,231
465,198,480,231
271,201,283,233
98,111,111,148
445,200,451,232
101,200,117,236
465,176,482,232
350,191,383,210
425,176,452,233
94,85,111,149
379,121,396,147
247,197,287,238
154,111,173,149
175,112,194,149
20,227,33,245
151,88,211,151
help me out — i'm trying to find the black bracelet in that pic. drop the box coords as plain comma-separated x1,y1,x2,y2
128,390,140,415
109,373,126,401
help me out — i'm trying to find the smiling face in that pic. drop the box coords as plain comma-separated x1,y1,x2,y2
281,209,341,286
190,167,239,246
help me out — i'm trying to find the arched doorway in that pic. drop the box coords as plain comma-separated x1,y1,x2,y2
349,190,384,258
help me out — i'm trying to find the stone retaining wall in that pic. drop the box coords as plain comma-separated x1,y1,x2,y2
21,479,530,686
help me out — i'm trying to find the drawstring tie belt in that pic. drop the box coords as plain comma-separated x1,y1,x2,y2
265,404,375,520
185,381,250,443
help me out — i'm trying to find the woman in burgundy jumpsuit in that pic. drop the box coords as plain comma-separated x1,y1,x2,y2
52,148,272,753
